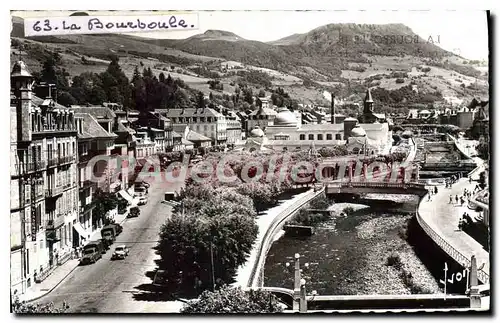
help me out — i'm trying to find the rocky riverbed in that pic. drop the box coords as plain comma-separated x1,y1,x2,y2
264,200,441,295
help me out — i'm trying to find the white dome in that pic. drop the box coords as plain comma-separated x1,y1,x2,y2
249,126,265,137
274,108,297,126
350,125,366,137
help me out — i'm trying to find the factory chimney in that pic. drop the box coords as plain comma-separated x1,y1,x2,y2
330,92,335,124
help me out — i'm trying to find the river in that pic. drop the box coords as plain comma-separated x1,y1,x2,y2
263,195,442,296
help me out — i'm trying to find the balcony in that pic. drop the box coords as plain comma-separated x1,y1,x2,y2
81,201,95,214
33,188,45,200
79,180,96,191
13,161,47,175
62,182,73,190
47,157,58,167
46,215,65,230
45,186,63,198
58,156,75,165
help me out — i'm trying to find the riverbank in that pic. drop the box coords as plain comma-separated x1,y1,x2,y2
264,201,441,296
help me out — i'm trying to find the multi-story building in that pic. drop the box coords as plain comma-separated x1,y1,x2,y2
133,111,173,151
246,105,277,134
71,106,125,194
72,112,119,245
226,118,242,145
10,61,78,296
155,107,227,146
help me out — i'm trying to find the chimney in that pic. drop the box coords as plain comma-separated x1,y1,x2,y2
330,92,335,124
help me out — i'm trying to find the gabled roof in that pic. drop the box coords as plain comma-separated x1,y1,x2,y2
249,107,277,116
181,138,194,145
32,95,68,110
186,130,212,142
75,113,117,139
71,106,116,120
172,131,183,139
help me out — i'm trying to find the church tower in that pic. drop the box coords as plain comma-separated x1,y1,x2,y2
363,88,374,114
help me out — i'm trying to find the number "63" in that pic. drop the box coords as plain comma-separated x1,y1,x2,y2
33,20,53,32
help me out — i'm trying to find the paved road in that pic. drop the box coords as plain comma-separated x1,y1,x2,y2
38,172,185,313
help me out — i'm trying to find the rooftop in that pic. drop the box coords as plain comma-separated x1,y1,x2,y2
75,113,117,140
186,130,212,142
155,107,222,118
71,106,116,120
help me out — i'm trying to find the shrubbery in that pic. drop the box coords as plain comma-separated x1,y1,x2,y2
181,286,283,313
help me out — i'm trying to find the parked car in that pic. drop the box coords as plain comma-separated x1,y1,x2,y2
111,245,129,260
127,206,140,218
134,186,148,196
138,196,148,205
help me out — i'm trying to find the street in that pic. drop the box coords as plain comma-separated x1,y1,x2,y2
37,172,185,313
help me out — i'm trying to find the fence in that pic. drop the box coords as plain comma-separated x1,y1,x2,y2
248,187,325,288
416,206,489,284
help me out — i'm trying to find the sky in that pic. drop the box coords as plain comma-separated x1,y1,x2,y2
12,10,490,60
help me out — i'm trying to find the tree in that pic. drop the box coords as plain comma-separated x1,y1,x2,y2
181,286,283,313
258,89,266,97
92,189,119,225
197,91,206,109
156,186,258,293
11,296,69,313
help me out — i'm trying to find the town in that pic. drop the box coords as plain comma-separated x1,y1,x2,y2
10,11,490,314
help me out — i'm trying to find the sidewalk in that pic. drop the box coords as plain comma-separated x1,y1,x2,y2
418,158,489,277
232,190,313,288
20,211,131,303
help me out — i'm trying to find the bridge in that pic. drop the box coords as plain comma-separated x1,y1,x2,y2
420,162,477,173
323,181,427,196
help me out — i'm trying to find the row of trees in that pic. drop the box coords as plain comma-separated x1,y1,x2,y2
156,150,327,296
33,54,199,112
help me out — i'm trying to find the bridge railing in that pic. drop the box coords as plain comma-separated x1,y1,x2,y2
422,162,476,168
248,187,325,288
416,206,489,284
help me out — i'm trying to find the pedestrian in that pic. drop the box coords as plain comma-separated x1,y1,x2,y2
449,195,453,204
434,186,438,195
428,194,431,201
455,195,459,203
469,176,472,184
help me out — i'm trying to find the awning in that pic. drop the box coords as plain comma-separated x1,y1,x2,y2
73,222,90,240
118,189,137,206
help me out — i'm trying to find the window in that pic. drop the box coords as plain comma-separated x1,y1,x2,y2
300,134,306,140
335,134,342,140
193,117,197,122
317,134,323,140
326,134,332,140
308,134,314,140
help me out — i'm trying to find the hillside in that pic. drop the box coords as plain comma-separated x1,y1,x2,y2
10,17,488,108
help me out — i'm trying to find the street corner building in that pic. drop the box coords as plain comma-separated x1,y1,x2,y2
10,61,79,295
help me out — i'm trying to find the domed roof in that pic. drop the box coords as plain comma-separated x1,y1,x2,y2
274,108,297,126
11,61,32,78
350,125,366,137
249,126,265,138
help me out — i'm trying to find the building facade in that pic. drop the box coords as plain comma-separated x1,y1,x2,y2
155,108,227,146
11,62,78,296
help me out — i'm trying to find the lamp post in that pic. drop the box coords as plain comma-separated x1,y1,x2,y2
285,253,310,313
